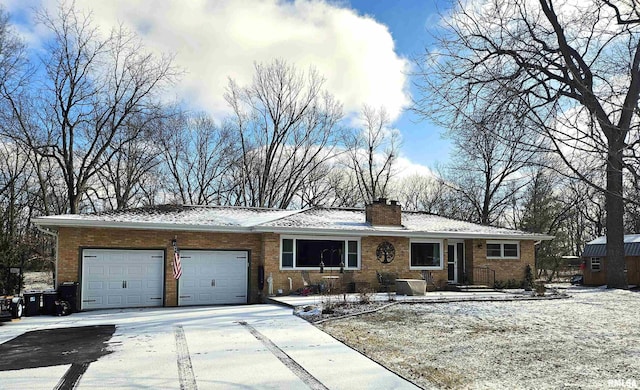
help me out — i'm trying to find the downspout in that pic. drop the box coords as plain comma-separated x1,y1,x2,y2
36,225,59,289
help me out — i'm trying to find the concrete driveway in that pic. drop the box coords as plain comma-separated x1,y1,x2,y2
0,304,418,389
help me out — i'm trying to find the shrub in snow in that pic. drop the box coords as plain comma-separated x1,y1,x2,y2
523,265,534,291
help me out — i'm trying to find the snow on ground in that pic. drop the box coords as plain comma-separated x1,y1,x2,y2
319,285,640,390
0,304,417,389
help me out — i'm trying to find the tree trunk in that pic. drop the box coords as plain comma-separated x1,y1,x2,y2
605,140,627,289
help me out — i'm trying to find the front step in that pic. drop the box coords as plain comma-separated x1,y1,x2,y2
457,285,496,292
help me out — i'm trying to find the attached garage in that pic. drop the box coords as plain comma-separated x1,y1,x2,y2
178,250,249,306
81,249,165,310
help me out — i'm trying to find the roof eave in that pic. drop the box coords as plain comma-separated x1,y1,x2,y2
31,217,253,233
33,217,554,240
252,226,554,240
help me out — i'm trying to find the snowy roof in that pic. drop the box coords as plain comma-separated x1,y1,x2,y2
586,234,640,245
33,205,302,231
33,205,553,240
582,234,640,257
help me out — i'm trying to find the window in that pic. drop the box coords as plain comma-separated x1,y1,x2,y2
591,257,601,272
347,240,358,268
282,239,294,268
486,241,520,259
486,243,502,257
411,241,443,269
280,237,359,270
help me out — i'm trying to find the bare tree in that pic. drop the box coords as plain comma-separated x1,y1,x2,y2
392,174,449,213
225,59,343,209
442,109,537,225
416,0,640,288
93,118,163,211
295,168,364,208
159,112,236,205
0,7,30,110
2,4,176,214
344,105,399,204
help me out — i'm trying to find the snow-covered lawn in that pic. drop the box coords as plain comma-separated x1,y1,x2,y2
319,286,640,390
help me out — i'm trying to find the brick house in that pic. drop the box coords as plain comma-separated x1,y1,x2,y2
33,199,553,310
581,234,640,286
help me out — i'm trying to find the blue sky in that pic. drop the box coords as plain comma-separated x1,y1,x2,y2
346,0,453,168
5,0,453,172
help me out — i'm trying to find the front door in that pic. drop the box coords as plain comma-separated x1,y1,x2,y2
448,242,465,284
448,244,457,283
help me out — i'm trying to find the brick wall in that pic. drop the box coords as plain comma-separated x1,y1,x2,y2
262,235,449,293
57,227,264,305
470,239,536,284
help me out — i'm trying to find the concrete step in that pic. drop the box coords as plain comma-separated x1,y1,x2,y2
457,285,496,292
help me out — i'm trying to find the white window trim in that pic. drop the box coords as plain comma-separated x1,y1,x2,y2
410,239,445,270
486,240,520,259
280,235,361,271
590,257,601,272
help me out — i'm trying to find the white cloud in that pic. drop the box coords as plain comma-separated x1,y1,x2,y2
394,156,437,179
9,0,411,121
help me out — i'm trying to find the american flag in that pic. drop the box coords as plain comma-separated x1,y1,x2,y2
173,242,182,280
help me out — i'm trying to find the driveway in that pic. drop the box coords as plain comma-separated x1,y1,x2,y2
0,304,418,389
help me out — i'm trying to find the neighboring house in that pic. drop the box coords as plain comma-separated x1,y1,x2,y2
581,234,640,286
33,198,553,311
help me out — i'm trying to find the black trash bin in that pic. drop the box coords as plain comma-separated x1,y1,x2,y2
42,290,58,315
58,282,79,313
23,291,43,316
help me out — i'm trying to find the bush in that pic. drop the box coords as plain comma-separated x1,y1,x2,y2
534,282,546,296
358,286,375,304
0,267,23,295
493,279,523,289
523,264,534,291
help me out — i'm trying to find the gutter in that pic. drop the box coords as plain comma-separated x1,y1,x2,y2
36,225,59,289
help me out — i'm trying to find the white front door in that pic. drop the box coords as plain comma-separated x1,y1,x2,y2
447,244,457,283
81,249,164,310
178,250,248,306
447,242,465,284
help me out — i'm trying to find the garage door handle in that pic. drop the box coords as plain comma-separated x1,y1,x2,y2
211,279,215,287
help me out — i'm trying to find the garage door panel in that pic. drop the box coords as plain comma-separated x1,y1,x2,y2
107,295,122,305
108,266,124,276
107,281,122,290
178,250,248,306
82,249,164,310
127,280,142,290
87,265,105,274
127,265,144,276
126,295,141,304
87,281,104,290
145,280,160,288
181,280,196,288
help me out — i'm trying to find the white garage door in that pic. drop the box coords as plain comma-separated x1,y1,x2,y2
178,250,248,306
81,249,164,310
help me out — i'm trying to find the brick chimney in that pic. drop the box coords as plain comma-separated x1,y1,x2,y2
365,198,402,226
